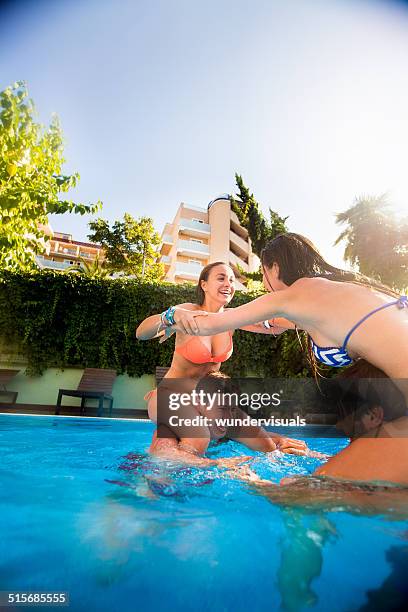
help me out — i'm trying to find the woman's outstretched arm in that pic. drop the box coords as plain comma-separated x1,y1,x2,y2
136,313,165,340
173,289,297,336
239,316,297,335
136,302,201,340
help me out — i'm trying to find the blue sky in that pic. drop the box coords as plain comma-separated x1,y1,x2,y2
1,0,408,266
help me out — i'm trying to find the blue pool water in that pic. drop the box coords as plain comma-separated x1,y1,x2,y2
0,414,407,612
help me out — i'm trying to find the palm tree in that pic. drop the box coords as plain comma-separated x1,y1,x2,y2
335,195,408,291
66,252,110,279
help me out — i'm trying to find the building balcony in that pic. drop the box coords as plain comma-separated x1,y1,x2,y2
160,255,171,266
58,247,79,256
179,218,210,238
230,217,248,240
229,251,249,273
49,250,79,261
181,203,207,214
36,257,79,271
161,234,174,255
174,261,203,280
229,230,249,257
53,232,72,241
177,239,209,259
230,209,241,225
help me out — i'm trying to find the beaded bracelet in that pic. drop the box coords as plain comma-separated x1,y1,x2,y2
161,306,176,327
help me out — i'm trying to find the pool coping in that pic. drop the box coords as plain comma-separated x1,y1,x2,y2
0,412,151,422
0,403,149,419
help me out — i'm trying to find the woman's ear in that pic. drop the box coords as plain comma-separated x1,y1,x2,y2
362,405,384,431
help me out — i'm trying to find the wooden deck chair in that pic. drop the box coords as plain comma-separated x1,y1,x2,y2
55,368,117,417
0,369,20,404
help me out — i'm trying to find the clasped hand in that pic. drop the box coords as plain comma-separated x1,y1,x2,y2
159,307,207,342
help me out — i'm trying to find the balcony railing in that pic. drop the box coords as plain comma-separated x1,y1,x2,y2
160,255,171,264
162,234,173,244
59,247,78,256
174,261,203,279
229,251,249,272
229,230,249,255
179,218,210,235
177,239,209,258
36,257,79,271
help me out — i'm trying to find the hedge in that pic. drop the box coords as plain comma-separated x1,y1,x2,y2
0,270,311,377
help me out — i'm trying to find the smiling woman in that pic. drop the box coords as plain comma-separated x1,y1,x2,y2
172,234,408,388
136,261,309,461
136,262,244,429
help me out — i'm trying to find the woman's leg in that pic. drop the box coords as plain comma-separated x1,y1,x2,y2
144,388,158,422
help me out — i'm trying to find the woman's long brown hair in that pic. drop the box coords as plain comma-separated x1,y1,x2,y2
261,233,398,379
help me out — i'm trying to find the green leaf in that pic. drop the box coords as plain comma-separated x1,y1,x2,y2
6,163,17,177
0,82,101,272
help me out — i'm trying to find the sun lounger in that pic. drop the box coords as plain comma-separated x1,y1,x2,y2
55,368,117,417
0,369,20,404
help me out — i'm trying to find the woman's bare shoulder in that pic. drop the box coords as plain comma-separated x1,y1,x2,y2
314,436,408,483
176,302,200,310
314,439,364,476
291,277,332,291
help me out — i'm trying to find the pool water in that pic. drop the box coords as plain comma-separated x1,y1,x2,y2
0,414,407,611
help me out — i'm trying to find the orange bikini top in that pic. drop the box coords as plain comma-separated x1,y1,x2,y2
175,332,233,364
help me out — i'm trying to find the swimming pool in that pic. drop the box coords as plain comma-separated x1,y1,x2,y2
0,414,407,611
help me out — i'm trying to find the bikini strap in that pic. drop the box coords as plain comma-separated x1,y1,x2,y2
397,295,408,309
342,296,407,350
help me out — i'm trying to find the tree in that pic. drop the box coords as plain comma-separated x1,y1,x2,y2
335,195,408,291
67,252,110,279
231,173,289,258
87,213,164,281
0,81,101,271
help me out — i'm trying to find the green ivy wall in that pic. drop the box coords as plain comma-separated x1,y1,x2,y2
0,271,311,411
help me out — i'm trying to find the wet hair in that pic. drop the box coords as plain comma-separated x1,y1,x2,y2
195,371,238,393
195,262,234,306
261,233,397,378
322,360,407,429
195,372,240,411
261,232,396,295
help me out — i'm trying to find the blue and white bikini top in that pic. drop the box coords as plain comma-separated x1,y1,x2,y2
311,295,408,367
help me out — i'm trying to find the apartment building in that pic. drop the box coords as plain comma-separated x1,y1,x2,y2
159,195,259,290
36,229,104,272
